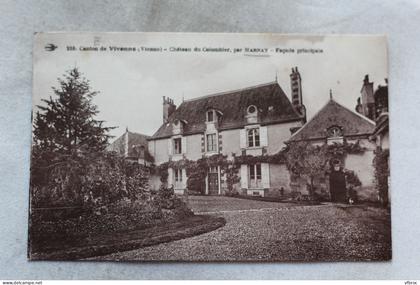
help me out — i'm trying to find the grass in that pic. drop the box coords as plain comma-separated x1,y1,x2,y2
29,214,226,261
231,194,321,205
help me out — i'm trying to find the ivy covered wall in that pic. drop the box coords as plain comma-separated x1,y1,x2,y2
148,139,378,201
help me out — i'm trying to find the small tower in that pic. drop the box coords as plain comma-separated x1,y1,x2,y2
290,67,306,122
163,96,176,123
360,75,375,120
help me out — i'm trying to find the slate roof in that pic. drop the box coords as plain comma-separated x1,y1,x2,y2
372,112,389,138
150,82,302,139
108,131,153,161
288,99,375,142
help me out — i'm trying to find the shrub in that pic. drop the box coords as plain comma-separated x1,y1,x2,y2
30,186,193,251
373,148,390,206
30,151,150,208
225,188,239,197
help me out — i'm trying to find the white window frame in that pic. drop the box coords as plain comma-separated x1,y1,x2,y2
249,164,262,189
207,110,214,122
247,105,257,115
173,137,182,154
247,127,260,148
206,133,217,152
174,168,183,182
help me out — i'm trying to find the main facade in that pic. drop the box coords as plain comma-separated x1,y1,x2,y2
143,68,388,202
148,68,306,196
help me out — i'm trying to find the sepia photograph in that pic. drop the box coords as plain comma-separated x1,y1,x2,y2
28,33,391,262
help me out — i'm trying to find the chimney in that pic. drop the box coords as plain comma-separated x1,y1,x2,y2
290,67,302,107
363,74,370,84
360,74,375,120
355,97,363,114
163,96,176,123
290,67,306,122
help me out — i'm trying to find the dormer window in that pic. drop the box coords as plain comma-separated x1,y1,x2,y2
327,125,344,145
246,105,258,124
172,119,188,135
207,110,214,122
247,105,257,114
327,126,343,138
172,119,182,135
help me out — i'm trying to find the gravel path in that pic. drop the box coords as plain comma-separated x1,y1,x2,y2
95,196,391,262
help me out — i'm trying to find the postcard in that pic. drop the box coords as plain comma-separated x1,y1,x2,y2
29,33,390,261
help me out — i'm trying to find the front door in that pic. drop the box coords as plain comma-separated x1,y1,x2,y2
329,167,347,203
208,167,219,195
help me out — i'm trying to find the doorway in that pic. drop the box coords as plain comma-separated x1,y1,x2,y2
208,166,219,195
329,164,347,203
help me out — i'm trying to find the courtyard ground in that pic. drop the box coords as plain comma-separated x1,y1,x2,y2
93,196,391,262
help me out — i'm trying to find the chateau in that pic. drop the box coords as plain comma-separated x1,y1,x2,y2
110,68,389,202
147,67,306,196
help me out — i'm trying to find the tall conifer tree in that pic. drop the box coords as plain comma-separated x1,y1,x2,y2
33,67,112,154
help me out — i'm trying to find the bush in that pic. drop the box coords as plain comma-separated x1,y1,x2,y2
30,151,150,208
225,188,239,197
30,186,194,251
30,148,193,251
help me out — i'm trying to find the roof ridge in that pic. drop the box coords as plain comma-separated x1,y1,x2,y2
330,98,376,125
127,131,150,137
288,98,331,141
288,98,375,142
183,81,278,103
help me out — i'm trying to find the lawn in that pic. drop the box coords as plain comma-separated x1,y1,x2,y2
30,214,225,260
92,196,391,262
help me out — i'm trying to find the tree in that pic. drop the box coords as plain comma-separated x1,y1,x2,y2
33,67,113,154
31,67,117,206
285,142,329,198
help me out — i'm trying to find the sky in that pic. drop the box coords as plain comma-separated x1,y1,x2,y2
32,33,388,139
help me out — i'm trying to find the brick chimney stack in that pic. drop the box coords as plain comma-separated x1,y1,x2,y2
163,96,176,123
290,67,306,123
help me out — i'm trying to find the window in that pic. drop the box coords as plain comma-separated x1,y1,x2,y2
246,105,258,124
327,126,343,138
247,105,256,114
326,126,344,145
247,128,260,147
206,133,217,152
249,164,262,188
209,166,218,173
249,164,261,180
173,138,182,154
174,168,182,182
207,110,214,122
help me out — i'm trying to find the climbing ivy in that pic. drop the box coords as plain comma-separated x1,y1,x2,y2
152,140,366,195
373,147,390,206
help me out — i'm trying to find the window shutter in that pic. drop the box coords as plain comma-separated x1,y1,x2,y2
167,138,172,155
181,136,187,154
260,126,268,147
182,168,187,188
240,129,246,149
261,163,270,188
240,164,248,189
201,135,205,153
218,133,222,152
167,168,173,187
